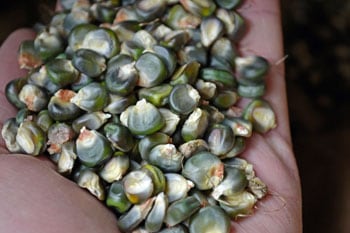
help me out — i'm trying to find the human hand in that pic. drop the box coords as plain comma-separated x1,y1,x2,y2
0,1,302,232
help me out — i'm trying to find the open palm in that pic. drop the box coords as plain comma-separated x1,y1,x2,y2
0,1,302,232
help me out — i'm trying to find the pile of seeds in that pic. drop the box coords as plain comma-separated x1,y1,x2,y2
2,0,277,232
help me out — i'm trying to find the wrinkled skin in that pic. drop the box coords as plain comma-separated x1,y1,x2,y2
0,1,302,233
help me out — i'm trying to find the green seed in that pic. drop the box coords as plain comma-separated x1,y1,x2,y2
158,108,181,136
100,153,130,183
181,108,209,142
135,52,167,88
142,164,167,196
148,144,183,172
164,173,194,203
211,166,248,200
123,170,154,204
165,4,201,30
16,121,46,156
45,58,79,86
117,197,155,232
200,16,224,47
105,62,139,96
35,110,54,132
5,77,27,109
76,127,113,167
80,28,120,58
214,0,241,10
182,151,224,190
104,93,137,114
135,0,166,21
103,122,135,152
235,55,269,83
213,90,239,109
164,196,201,227
72,49,107,78
48,89,82,121
243,99,277,133
138,132,171,160
206,124,235,156
219,191,257,218
152,45,177,76
106,181,132,214
127,99,165,135
18,40,42,69
34,30,64,60
57,141,77,174
68,24,98,52
18,84,48,112
70,82,109,112
90,2,117,23
111,20,141,42
180,0,217,17
1,118,21,153
138,84,173,107
76,168,105,201
63,9,92,35
145,192,168,233
169,84,200,115
200,68,236,89
189,205,230,233
170,61,201,85
216,8,245,42
223,136,246,158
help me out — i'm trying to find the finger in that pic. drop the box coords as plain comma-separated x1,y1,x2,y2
0,154,120,233
0,28,36,121
237,0,291,145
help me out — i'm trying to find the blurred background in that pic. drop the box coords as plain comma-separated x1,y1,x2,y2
0,0,349,232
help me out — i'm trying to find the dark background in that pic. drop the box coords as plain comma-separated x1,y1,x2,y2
0,1,349,232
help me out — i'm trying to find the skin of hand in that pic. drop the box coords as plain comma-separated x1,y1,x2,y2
0,1,302,233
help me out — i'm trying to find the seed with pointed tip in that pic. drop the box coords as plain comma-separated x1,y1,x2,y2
5,77,27,109
57,141,77,174
145,192,168,232
182,151,224,190
164,173,194,203
200,16,224,47
189,205,230,233
18,84,48,112
100,153,130,183
123,170,154,204
181,108,208,142
16,121,46,156
48,89,82,121
76,168,105,200
1,118,21,153
76,127,113,167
